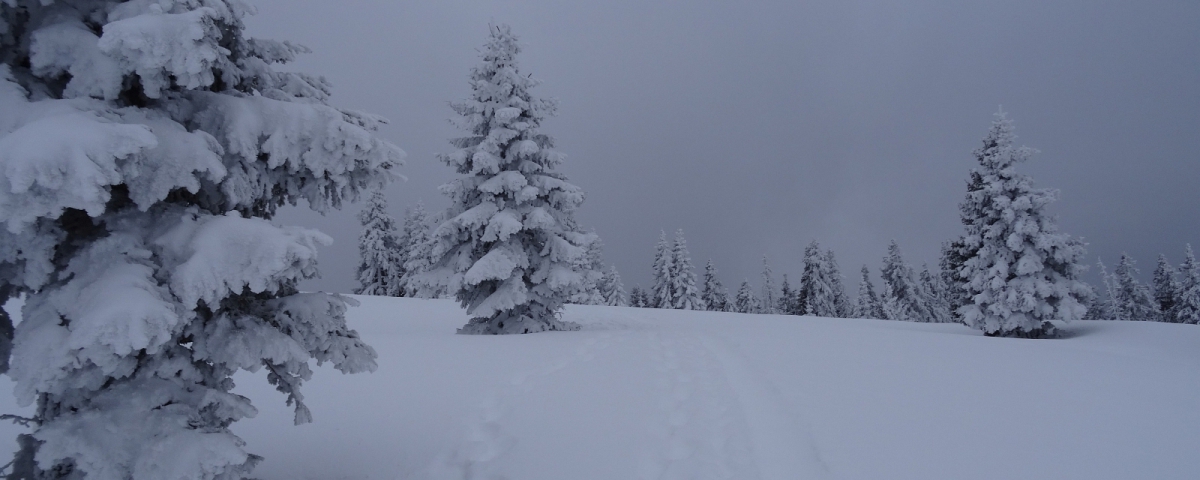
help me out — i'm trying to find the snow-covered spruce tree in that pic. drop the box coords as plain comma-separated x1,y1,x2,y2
880,241,930,322
1153,254,1179,321
957,111,1090,337
733,280,759,314
669,229,702,310
651,230,674,309
824,249,850,318
400,201,436,298
355,190,404,296
569,232,606,305
852,265,886,319
760,255,776,314
426,25,591,335
1111,253,1160,322
1174,245,1200,324
599,264,627,307
0,2,402,478
800,241,838,317
701,259,729,311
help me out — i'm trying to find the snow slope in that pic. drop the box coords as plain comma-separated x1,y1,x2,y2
3,296,1199,479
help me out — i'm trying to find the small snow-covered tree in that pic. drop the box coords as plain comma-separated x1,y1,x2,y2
760,256,776,314
598,264,628,306
651,230,674,309
852,265,886,319
734,280,760,314
800,241,839,317
1085,258,1117,320
1111,253,1160,322
957,111,1090,337
570,233,606,305
1173,245,1200,324
628,286,646,308
701,260,729,312
778,274,797,315
355,190,404,296
824,250,850,318
0,2,401,477
939,239,970,321
880,241,929,322
920,264,954,323
426,25,591,335
400,202,437,298
1153,254,1179,321
669,229,702,310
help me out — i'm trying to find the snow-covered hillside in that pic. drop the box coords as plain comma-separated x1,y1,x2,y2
4,296,1199,479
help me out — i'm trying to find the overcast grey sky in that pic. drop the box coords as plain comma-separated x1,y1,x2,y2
247,0,1200,295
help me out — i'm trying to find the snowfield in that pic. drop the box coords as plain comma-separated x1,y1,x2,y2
3,295,1199,479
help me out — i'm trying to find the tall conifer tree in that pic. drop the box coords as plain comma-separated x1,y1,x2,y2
427,25,592,334
957,111,1090,337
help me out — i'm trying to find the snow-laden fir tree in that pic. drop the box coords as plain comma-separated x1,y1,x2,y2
570,232,606,305
957,111,1090,337
852,266,886,319
355,190,404,296
400,202,436,298
1110,253,1160,322
669,229,703,310
651,230,674,309
701,260,729,312
598,264,628,307
800,241,839,317
1174,245,1200,324
919,264,955,323
824,250,850,318
760,256,776,314
734,280,760,314
0,2,402,477
426,25,592,335
1152,254,1179,321
880,241,931,322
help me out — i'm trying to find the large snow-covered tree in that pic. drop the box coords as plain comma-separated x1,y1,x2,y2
701,260,729,312
425,25,592,335
355,190,403,296
1174,245,1200,325
0,1,401,478
668,229,702,310
852,265,886,319
957,111,1090,337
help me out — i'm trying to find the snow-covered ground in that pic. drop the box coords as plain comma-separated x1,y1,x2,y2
3,295,1199,479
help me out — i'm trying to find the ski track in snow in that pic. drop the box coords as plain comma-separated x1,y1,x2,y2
641,330,832,480
420,330,620,480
